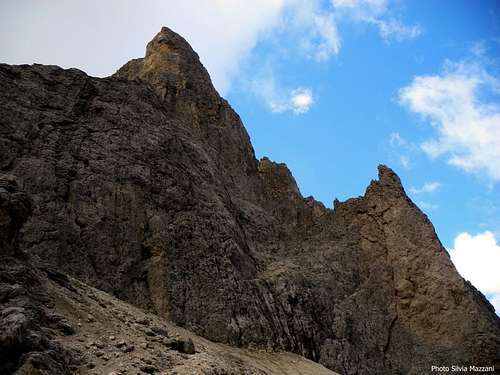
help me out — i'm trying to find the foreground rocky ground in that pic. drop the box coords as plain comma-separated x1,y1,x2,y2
1,27,498,374
48,271,339,374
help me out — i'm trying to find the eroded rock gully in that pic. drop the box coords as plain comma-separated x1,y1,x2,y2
0,27,498,374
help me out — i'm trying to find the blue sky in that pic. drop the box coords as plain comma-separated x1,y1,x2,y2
1,0,499,312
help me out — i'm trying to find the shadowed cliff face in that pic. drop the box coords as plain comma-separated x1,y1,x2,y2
0,27,498,374
0,176,73,374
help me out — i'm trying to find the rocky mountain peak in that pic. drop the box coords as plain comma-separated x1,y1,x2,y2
377,164,402,186
363,164,407,204
145,26,198,60
1,27,498,375
114,26,217,103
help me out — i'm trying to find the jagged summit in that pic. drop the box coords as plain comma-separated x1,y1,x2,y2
377,164,402,186
114,26,217,103
0,27,498,375
364,164,407,200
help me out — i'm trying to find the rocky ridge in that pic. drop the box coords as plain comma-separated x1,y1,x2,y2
0,27,499,374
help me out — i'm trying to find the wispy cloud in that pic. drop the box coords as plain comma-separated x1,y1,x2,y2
332,0,422,42
332,0,388,18
399,59,500,182
410,181,441,194
417,201,438,211
413,181,441,210
374,18,422,42
399,155,410,169
250,68,314,114
312,13,342,61
388,132,417,169
389,132,415,148
449,231,500,314
280,1,343,62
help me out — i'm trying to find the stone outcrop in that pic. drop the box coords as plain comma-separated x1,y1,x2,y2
0,27,498,374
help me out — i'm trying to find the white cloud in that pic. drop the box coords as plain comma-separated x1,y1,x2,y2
449,231,500,313
290,88,314,113
250,68,314,114
410,181,441,194
332,0,422,42
374,18,422,42
399,60,500,182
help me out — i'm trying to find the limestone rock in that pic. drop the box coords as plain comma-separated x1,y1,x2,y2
0,27,498,374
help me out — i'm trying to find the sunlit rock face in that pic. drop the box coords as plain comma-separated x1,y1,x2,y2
0,27,498,374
